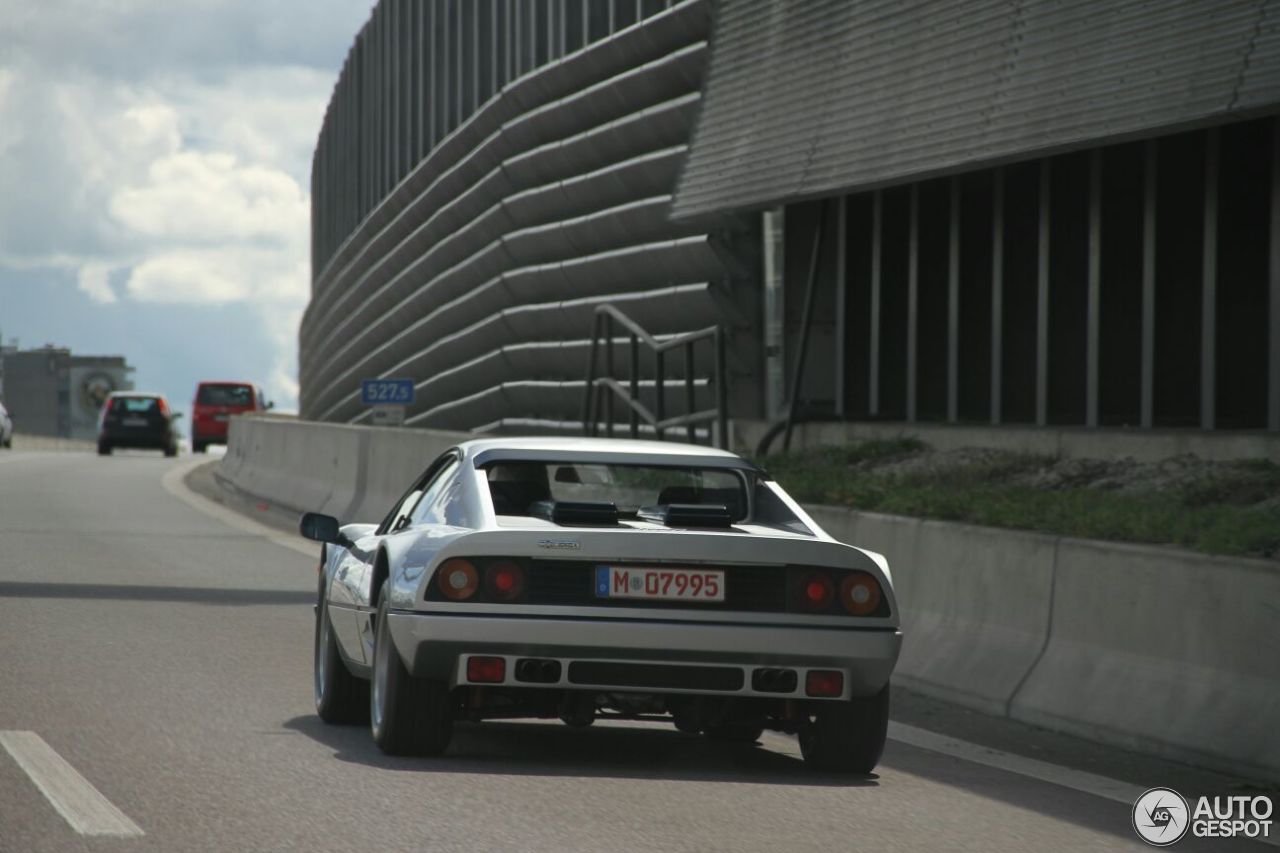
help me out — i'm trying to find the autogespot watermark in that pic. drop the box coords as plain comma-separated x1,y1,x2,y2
1132,787,1274,846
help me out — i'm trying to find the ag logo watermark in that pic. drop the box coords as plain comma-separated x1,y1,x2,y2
1133,788,1189,846
1132,787,1274,846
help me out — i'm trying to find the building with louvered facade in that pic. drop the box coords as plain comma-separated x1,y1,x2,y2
302,0,1280,442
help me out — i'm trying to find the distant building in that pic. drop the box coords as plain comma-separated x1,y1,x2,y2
0,346,134,440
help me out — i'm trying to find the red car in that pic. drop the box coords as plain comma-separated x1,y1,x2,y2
191,381,270,453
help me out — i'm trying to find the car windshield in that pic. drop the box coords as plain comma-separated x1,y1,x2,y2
197,384,253,406
485,461,749,520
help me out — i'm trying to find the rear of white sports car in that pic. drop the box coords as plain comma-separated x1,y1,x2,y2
377,444,902,773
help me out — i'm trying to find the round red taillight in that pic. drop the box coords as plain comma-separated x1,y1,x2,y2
437,558,479,601
484,560,526,601
839,572,882,616
800,574,834,611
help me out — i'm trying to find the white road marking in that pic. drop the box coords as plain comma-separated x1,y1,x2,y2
886,722,1145,805
161,458,315,556
885,722,1280,847
0,731,144,837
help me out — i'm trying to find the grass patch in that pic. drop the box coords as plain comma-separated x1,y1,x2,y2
760,444,1280,560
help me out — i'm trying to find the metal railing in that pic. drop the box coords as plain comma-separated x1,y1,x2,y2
581,305,727,448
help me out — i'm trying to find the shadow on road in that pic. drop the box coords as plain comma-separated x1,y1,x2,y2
283,714,877,788
0,581,311,607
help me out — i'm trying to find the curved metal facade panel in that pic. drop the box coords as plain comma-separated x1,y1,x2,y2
672,0,1280,220
301,0,751,432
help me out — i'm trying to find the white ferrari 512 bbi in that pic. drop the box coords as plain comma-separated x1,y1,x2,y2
300,437,902,773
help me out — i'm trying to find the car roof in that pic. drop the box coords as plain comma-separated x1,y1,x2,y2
196,380,256,387
108,391,166,399
459,436,758,470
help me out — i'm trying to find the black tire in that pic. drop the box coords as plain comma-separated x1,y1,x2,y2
703,722,765,744
314,584,369,724
370,587,453,756
97,442,112,456
193,441,206,454
799,684,890,773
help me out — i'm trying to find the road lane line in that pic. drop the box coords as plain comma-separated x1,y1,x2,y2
886,722,1145,805
0,731,143,838
886,723,1280,847
161,458,315,556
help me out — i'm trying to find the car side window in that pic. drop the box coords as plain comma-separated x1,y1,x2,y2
406,458,461,528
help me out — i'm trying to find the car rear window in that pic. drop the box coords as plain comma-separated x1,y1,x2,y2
113,397,159,413
197,384,254,406
485,461,749,520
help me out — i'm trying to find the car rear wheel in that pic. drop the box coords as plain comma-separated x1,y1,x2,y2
314,585,369,724
370,587,453,756
97,442,111,456
799,684,889,773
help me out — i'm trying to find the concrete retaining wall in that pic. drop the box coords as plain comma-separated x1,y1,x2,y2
735,419,1280,463
221,416,1279,781
812,505,1280,782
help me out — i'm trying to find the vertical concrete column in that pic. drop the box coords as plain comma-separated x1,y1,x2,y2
991,168,1004,425
1271,117,1280,432
834,196,848,417
869,190,882,416
1202,127,1219,431
947,176,960,423
1036,159,1051,427
907,184,919,422
1141,140,1157,429
1086,149,1101,427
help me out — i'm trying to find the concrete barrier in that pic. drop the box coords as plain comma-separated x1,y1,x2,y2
1010,539,1280,782
221,416,1279,780
812,505,1280,781
218,416,469,523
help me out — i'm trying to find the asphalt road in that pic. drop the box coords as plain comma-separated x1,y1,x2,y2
0,448,1272,852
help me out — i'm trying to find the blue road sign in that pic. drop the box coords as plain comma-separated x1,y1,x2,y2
360,378,415,406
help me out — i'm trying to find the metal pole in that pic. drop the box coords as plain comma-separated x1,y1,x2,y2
834,195,847,417
603,313,614,437
869,190,882,416
582,313,600,435
1270,117,1280,432
783,200,829,451
1141,140,1157,429
1087,149,1101,427
1201,127,1218,431
715,328,728,449
991,168,1004,424
907,184,919,423
947,176,960,423
1036,159,1051,427
654,350,665,440
684,341,696,443
629,333,639,439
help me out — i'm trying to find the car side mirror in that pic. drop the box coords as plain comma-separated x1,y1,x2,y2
299,512,347,545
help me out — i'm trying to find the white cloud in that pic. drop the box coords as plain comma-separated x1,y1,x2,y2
76,264,117,304
0,0,377,410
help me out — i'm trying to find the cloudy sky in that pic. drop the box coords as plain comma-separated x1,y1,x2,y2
0,0,376,412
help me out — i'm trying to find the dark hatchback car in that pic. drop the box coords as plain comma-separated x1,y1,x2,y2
97,392,179,457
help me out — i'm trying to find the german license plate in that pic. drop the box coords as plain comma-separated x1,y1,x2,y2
595,566,724,602
123,417,146,427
